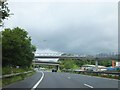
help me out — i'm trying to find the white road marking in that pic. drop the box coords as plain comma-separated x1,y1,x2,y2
84,84,94,88
31,71,44,90
68,77,71,79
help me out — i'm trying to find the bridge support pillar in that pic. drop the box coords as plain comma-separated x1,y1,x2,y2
95,59,98,72
56,65,59,71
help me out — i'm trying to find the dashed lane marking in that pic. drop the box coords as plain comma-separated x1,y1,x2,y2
68,77,71,79
84,84,94,88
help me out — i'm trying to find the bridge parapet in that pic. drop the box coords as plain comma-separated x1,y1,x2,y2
35,53,62,56
35,53,119,60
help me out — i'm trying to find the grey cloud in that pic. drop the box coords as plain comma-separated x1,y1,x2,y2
4,2,118,55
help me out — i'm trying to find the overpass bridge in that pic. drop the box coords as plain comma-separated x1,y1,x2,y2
33,61,60,66
32,60,60,71
34,53,118,71
35,56,84,59
35,53,118,60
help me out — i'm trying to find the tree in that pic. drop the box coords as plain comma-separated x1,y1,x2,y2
2,27,36,68
98,60,112,67
60,59,78,70
0,0,10,26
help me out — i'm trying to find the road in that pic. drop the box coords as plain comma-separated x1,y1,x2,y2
2,71,119,89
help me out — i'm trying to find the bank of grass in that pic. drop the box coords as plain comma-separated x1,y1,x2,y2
62,70,120,80
0,67,2,89
2,70,36,87
0,79,2,88
77,72,120,80
2,67,32,75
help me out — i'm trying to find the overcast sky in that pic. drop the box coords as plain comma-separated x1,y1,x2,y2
2,0,118,55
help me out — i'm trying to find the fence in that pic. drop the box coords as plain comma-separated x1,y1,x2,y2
0,71,32,79
62,69,120,79
74,71,120,76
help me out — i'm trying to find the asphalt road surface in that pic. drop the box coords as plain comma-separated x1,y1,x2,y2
3,71,119,89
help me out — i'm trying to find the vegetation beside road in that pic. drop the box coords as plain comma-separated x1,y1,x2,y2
62,70,120,80
2,67,33,75
58,58,119,80
80,72,120,80
35,58,115,73
2,27,36,86
59,59,79,70
2,27,36,68
59,58,112,70
2,70,36,87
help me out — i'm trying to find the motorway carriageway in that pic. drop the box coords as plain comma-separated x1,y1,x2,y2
3,71,119,89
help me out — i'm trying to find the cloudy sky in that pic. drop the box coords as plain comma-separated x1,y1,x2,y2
2,0,118,55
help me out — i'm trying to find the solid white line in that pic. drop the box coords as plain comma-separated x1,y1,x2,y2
84,84,94,88
31,71,44,90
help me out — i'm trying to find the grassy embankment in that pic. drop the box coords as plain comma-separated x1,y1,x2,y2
0,67,2,88
80,72,120,80
63,70,120,80
2,67,36,87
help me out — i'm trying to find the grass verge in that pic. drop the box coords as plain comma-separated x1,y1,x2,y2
0,79,2,89
77,72,120,80
2,67,32,75
2,70,36,87
62,70,120,80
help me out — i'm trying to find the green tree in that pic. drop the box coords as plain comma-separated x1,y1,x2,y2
2,27,36,68
0,0,10,26
98,60,112,67
60,59,78,70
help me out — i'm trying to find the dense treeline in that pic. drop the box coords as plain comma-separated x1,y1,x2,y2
59,59,78,70
59,58,112,70
2,27,36,68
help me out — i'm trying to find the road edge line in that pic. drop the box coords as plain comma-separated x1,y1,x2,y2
84,84,94,88
31,71,44,90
